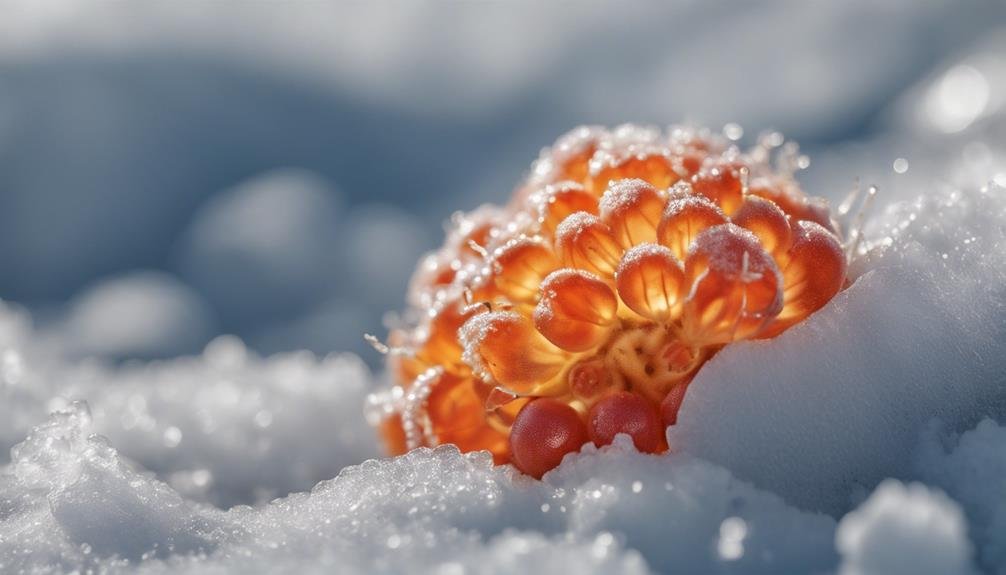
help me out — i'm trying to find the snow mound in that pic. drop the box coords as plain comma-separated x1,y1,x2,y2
2,407,839,574
836,480,973,575
670,182,1006,513
0,319,378,508
55,270,215,359
177,168,343,325
916,418,1006,572
0,402,223,572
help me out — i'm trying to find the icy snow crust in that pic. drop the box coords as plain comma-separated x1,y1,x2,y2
1,182,1004,573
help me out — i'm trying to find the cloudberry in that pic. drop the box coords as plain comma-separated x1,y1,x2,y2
366,124,847,478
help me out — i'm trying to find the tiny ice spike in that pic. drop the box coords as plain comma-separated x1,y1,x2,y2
369,124,847,478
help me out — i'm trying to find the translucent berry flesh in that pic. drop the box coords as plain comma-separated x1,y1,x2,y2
370,124,847,477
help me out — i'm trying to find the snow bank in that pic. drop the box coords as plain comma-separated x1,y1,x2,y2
5,404,998,574
0,317,377,508
2,406,838,574
177,168,343,326
670,181,1006,513
836,480,973,575
916,418,1006,573
55,270,215,359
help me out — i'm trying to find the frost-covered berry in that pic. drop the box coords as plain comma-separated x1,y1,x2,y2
369,124,847,477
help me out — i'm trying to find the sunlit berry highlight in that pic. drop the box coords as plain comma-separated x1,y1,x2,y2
368,124,848,478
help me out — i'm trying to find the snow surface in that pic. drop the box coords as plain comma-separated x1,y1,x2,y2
0,319,377,509
835,480,972,575
2,173,1005,572
670,181,1006,514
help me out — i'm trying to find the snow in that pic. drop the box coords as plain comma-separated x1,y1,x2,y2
835,481,973,575
1,175,1006,572
1,1,991,127
915,419,1006,573
669,179,1006,515
53,271,215,360
177,168,344,326
1,404,835,574
0,318,378,509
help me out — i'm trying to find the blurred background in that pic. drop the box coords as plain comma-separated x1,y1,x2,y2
0,0,1004,364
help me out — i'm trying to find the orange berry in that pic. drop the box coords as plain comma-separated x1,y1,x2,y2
731,195,793,256
459,311,568,395
599,179,666,248
589,151,677,194
534,269,618,352
490,236,560,303
554,212,623,277
615,243,685,323
414,299,475,371
449,205,503,258
682,224,783,344
427,374,491,445
371,124,849,469
657,191,727,261
587,391,666,453
692,163,745,215
761,220,846,337
510,398,588,478
406,251,458,309
551,126,603,183
530,182,599,236
749,179,838,234
674,150,706,179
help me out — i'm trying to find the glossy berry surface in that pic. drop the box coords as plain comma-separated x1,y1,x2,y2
509,398,589,478
588,391,666,453
367,124,847,477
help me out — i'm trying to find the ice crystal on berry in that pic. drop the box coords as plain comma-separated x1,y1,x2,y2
369,124,847,478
